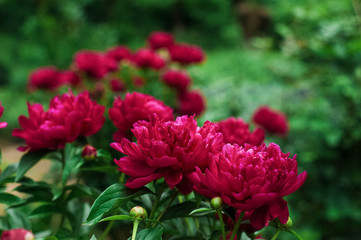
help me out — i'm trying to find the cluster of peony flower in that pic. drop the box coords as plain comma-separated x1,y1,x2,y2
0,101,7,129
27,31,206,117
112,114,306,229
12,91,105,151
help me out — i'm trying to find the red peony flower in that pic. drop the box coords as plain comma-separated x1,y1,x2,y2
0,101,7,128
13,91,105,152
106,46,132,62
28,66,61,91
110,79,126,92
58,70,81,86
108,92,174,141
252,106,289,135
168,43,205,65
1,228,34,240
216,117,264,146
178,90,206,116
147,31,174,50
82,144,97,160
111,115,223,194
74,50,118,79
131,49,165,70
194,143,307,229
162,69,192,92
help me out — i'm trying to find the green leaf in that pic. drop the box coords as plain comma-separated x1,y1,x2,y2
0,217,10,230
37,237,58,240
65,184,100,201
62,144,84,186
97,149,112,160
189,207,216,217
0,192,25,206
131,225,163,240
0,164,17,184
30,204,62,218
80,166,116,173
6,208,31,229
99,215,133,222
15,150,48,181
85,183,153,225
90,235,97,240
160,201,197,221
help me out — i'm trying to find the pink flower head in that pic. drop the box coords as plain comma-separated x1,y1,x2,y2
178,90,206,116
194,143,307,229
147,31,174,50
74,50,118,79
168,43,205,65
13,91,105,152
162,69,192,92
252,106,289,135
106,45,132,62
216,117,264,146
1,228,34,240
132,76,145,88
58,70,81,86
110,79,126,93
132,49,165,70
111,115,223,194
0,101,7,128
108,92,174,141
28,66,61,91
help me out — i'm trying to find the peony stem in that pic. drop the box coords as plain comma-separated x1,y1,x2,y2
216,210,226,240
287,229,303,240
230,211,244,240
99,220,114,240
131,219,140,240
147,184,165,227
154,190,179,224
271,229,282,240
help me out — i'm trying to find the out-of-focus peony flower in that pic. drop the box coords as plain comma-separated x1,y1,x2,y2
82,144,97,160
178,90,206,116
162,69,191,92
132,76,145,88
108,92,173,141
0,228,35,240
216,117,264,146
132,49,165,70
106,46,132,62
74,50,118,79
147,31,174,50
110,79,126,92
194,143,307,229
0,101,7,128
111,115,223,194
168,44,205,65
58,70,81,86
252,106,289,135
28,66,61,91
13,91,105,152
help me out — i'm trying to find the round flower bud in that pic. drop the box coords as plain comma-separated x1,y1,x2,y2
129,206,147,220
82,144,97,161
283,217,292,228
210,197,222,210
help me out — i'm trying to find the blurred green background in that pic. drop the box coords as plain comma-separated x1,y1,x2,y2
1,0,361,239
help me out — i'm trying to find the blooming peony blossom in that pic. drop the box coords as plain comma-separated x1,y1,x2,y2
13,91,105,151
108,92,173,141
162,69,191,92
252,106,289,135
168,43,205,65
110,79,126,93
178,90,206,116
106,45,132,62
28,66,61,91
74,50,118,79
0,228,35,240
194,143,307,229
111,115,223,194
147,31,174,50
0,101,7,128
216,117,264,146
132,49,165,70
58,70,81,86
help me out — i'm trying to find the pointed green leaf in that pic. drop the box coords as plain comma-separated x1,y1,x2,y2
62,144,84,186
0,192,25,206
6,208,31,229
0,164,17,184
85,183,153,225
90,235,97,240
15,150,48,181
99,215,133,222
30,204,62,218
160,201,197,221
189,207,216,217
130,225,163,240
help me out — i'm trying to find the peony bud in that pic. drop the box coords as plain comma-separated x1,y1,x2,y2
210,197,222,210
129,206,147,220
1,229,35,240
283,217,292,228
82,144,97,160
